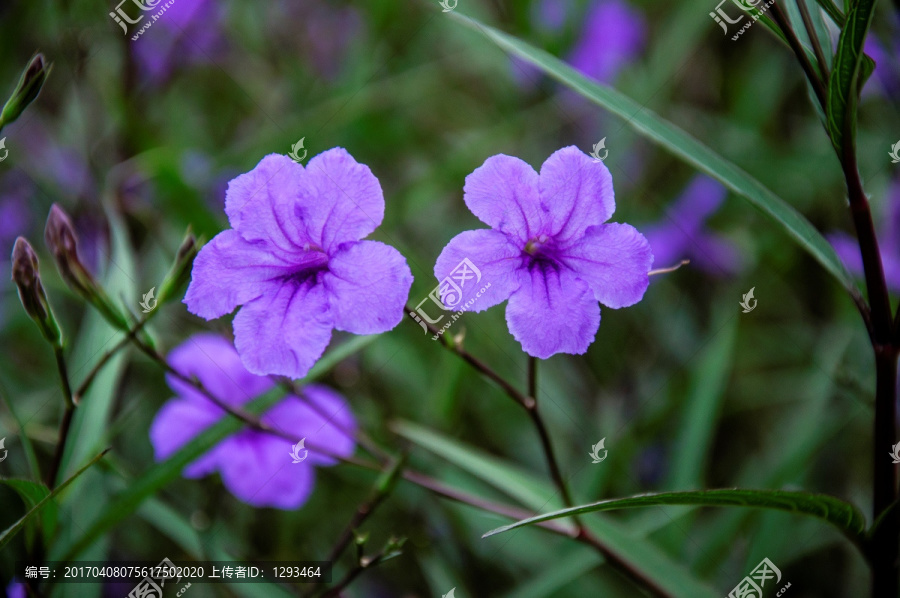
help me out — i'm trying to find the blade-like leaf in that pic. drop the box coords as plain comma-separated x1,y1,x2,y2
393,421,719,598
826,0,876,151
1,479,56,548
483,489,868,550
0,449,109,549
448,12,858,297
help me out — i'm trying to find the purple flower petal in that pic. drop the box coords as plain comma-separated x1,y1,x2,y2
506,267,601,358
166,333,275,407
233,281,333,379
224,154,308,252
433,229,522,312
568,0,646,85
325,240,412,334
463,154,543,242
560,223,652,308
149,398,223,478
184,230,297,320
217,430,316,509
299,148,385,250
263,386,357,467
539,146,615,243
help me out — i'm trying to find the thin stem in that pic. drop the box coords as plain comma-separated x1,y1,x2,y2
47,346,75,487
319,546,395,598
769,1,828,110
870,348,899,597
796,0,830,80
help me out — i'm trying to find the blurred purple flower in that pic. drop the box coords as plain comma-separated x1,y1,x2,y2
864,37,900,99
150,334,356,509
185,149,413,379
134,0,225,83
0,174,32,250
434,147,652,358
567,0,646,85
642,176,744,275
6,582,25,598
272,0,363,79
513,0,646,88
829,180,900,292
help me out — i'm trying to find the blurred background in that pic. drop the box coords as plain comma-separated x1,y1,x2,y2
0,0,898,596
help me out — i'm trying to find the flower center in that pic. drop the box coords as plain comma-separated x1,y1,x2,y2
523,235,561,273
286,246,330,286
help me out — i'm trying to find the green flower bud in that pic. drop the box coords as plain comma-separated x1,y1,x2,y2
12,237,62,347
1,54,51,128
156,230,198,308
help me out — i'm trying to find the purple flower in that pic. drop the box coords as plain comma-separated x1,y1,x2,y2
434,147,652,359
6,582,25,598
568,0,646,85
150,334,356,509
641,176,744,275
185,149,413,379
829,180,900,292
134,0,225,83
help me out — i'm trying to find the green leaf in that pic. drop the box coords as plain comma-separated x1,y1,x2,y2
448,12,858,297
668,312,737,489
0,449,108,550
1,479,55,548
483,489,868,550
813,0,845,25
393,421,719,598
826,0,876,152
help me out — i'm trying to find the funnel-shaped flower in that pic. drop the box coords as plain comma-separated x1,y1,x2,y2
434,147,652,358
150,334,356,509
185,149,412,378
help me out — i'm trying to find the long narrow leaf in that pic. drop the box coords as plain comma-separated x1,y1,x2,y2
483,489,868,550
0,449,109,549
449,12,858,297
394,421,719,598
826,0,876,151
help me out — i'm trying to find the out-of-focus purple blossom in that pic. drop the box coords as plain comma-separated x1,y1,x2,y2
829,180,900,293
134,0,226,84
185,149,413,379
16,119,94,199
642,176,744,276
567,0,646,85
271,0,363,80
513,0,646,88
864,36,900,99
150,334,357,509
434,147,652,358
0,173,32,249
6,581,25,598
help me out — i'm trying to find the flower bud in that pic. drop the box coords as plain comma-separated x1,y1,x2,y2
12,237,62,346
1,54,51,127
157,230,198,307
44,204,130,331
